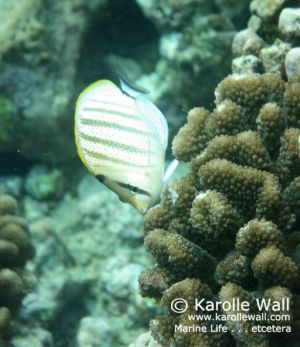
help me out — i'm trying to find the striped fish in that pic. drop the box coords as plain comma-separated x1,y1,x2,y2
74,78,168,213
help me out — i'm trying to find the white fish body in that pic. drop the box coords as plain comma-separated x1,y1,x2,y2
74,79,168,213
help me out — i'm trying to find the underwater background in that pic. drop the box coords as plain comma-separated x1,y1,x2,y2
0,0,300,347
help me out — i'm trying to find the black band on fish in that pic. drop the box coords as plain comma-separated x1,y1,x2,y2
118,181,151,196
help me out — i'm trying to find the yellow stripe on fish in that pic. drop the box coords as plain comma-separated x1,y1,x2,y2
74,79,168,213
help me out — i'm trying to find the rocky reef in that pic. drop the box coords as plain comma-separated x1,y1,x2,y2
2,173,156,347
0,194,34,347
139,1,300,346
232,0,300,78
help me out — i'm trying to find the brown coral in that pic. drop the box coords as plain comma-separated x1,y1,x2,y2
140,1,300,345
141,71,300,346
190,190,241,240
215,250,253,287
252,246,298,287
219,282,268,347
172,108,209,162
236,219,285,257
0,308,11,346
0,195,34,346
144,229,217,287
151,279,230,347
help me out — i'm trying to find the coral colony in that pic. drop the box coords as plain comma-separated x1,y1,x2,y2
139,1,300,346
0,195,34,346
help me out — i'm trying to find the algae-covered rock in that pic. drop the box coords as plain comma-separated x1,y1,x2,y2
259,39,291,75
135,0,250,136
285,47,300,81
0,0,43,56
0,96,18,146
0,0,107,162
76,317,115,347
128,331,162,347
232,0,299,77
12,327,53,347
24,165,65,201
250,0,286,19
279,8,300,39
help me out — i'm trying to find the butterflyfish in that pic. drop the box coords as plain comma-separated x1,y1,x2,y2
74,77,170,214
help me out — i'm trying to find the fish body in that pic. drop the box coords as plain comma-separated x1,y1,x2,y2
74,79,168,213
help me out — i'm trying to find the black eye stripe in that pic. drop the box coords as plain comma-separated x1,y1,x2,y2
95,175,151,197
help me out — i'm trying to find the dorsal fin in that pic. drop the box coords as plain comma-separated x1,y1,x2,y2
119,75,149,98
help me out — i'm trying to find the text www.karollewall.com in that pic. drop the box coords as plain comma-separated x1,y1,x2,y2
188,313,291,322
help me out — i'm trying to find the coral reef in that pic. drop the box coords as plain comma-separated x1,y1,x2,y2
0,194,34,346
140,1,300,345
141,73,300,344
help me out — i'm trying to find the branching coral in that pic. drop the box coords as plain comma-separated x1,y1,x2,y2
219,282,268,347
140,2,300,341
0,195,34,346
151,278,230,347
136,0,300,344
252,246,298,287
235,219,285,257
